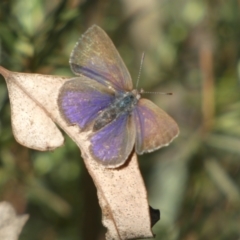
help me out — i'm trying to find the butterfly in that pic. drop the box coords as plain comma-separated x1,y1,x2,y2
57,25,179,167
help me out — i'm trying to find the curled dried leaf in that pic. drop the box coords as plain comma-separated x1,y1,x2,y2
0,66,154,240
0,201,28,240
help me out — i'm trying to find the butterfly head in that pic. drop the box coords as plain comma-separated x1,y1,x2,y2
131,89,141,101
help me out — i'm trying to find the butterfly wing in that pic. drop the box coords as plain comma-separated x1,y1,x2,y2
90,114,136,167
70,25,132,91
58,77,115,130
133,99,179,154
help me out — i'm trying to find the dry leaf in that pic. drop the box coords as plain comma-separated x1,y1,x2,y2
0,201,28,240
0,66,154,240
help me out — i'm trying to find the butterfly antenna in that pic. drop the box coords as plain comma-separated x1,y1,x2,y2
136,53,173,95
136,52,145,89
141,90,173,95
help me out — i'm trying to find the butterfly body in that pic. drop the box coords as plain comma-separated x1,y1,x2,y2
93,90,139,131
58,25,179,167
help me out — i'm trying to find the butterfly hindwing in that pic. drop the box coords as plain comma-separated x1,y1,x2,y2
70,25,133,91
90,113,136,167
133,98,179,154
58,77,115,130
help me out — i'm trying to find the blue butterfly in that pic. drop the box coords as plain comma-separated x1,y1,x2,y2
58,25,179,167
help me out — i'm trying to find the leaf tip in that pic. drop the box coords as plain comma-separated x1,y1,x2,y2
0,66,10,79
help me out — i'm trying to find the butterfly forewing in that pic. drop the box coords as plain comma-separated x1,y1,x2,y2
133,99,179,154
70,25,133,91
58,77,115,130
90,114,136,167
